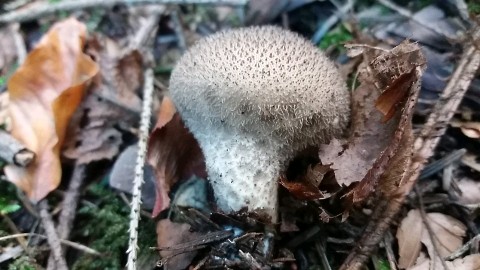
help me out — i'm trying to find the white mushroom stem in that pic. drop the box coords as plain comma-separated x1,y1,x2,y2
196,128,281,221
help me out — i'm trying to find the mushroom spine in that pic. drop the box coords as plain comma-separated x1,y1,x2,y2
168,26,350,222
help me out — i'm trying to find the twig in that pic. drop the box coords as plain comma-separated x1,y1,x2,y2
0,0,248,24
128,6,164,50
315,240,333,270
38,200,68,270
0,129,35,167
311,0,355,44
11,23,26,64
47,164,86,270
419,148,466,180
444,234,480,261
0,233,100,256
416,185,450,270
339,35,480,270
383,232,398,270
126,68,155,270
1,214,28,250
170,8,187,52
377,0,456,40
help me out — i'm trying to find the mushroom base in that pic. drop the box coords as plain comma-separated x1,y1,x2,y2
195,128,281,223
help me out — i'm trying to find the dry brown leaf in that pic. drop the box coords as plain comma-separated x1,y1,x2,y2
280,164,339,200
462,153,480,173
63,36,143,164
408,254,480,270
397,209,424,269
451,121,480,139
397,209,467,269
147,96,206,217
319,40,426,204
422,213,466,258
457,178,480,204
5,18,98,201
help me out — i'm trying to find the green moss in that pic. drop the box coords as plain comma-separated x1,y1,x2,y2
72,184,157,270
8,256,40,270
0,181,21,215
319,24,353,51
468,0,480,14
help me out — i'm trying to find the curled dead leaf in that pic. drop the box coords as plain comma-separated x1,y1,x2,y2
147,96,206,217
5,18,98,201
319,40,426,205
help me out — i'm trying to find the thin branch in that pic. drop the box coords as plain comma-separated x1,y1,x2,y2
170,8,187,52
0,129,35,167
128,6,164,50
38,200,68,270
47,164,87,270
0,0,248,24
126,68,155,270
416,185,450,270
11,23,27,64
0,233,100,256
311,0,355,45
1,214,28,250
444,234,480,261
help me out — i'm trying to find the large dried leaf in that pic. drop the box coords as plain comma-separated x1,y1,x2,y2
63,36,143,164
408,254,480,270
397,209,424,269
147,96,206,217
5,18,98,201
397,210,467,269
457,178,480,205
319,41,426,204
421,213,466,258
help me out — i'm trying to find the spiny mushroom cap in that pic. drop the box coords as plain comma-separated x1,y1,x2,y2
169,26,350,151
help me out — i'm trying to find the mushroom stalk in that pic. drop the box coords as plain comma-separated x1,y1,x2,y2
169,26,350,223
197,128,282,221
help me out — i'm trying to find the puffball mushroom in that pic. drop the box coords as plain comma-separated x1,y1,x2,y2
169,26,350,223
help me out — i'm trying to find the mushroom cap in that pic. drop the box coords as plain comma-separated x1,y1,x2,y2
170,26,350,150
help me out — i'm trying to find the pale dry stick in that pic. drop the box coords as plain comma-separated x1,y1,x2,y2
0,233,100,256
416,185,450,270
311,0,355,44
126,68,155,270
125,6,162,269
11,23,27,64
38,200,68,270
128,5,164,51
46,164,86,270
0,129,35,167
377,0,457,40
383,232,398,270
0,0,248,24
444,234,480,261
170,8,187,52
1,214,28,250
339,39,480,270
